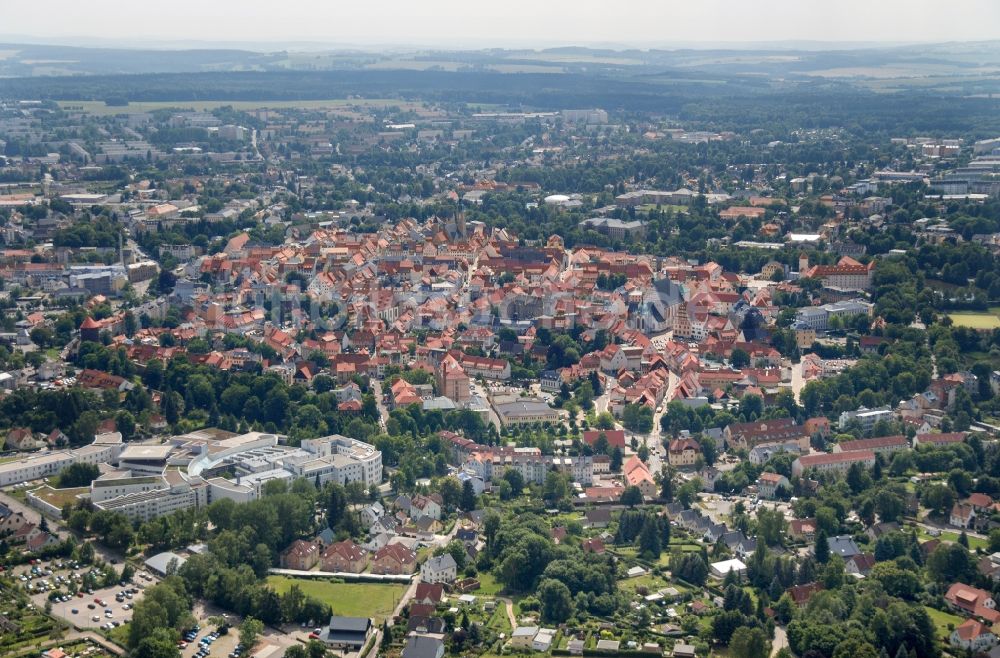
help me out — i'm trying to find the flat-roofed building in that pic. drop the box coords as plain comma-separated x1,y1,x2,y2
118,444,175,475
0,443,116,487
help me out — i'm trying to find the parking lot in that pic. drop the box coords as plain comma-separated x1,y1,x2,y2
42,581,146,631
10,557,156,632
179,624,243,658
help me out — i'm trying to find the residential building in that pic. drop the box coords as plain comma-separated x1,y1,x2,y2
420,554,458,584
946,583,1000,623
320,540,367,573
623,455,658,499
791,450,876,478
667,438,701,467
833,435,909,455
281,539,320,571
838,406,893,431
319,616,373,650
403,634,445,658
756,472,790,499
951,619,997,651
371,543,417,575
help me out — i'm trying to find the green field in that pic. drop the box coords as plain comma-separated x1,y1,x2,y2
924,606,964,641
475,571,503,596
266,576,406,622
947,308,1000,329
58,99,422,116
917,527,987,550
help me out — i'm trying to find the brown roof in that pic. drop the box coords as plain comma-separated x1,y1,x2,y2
796,450,875,468
837,435,907,451
786,582,823,605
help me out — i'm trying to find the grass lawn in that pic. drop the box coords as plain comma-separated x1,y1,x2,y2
476,572,504,596
669,543,703,552
947,311,1000,329
485,604,511,635
621,573,667,593
924,606,964,640
917,528,987,550
266,576,406,622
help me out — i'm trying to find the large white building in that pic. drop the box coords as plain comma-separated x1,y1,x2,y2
92,470,257,522
283,436,383,487
0,435,121,487
18,430,381,523
838,406,893,431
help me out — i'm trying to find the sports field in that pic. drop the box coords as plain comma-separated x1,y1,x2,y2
948,308,1000,329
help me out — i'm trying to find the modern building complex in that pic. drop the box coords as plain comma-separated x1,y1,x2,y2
21,430,382,523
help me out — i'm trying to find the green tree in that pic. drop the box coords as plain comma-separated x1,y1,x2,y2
814,529,830,564
610,446,623,472
543,471,571,504
638,515,662,559
460,479,478,512
57,462,100,487
438,477,462,510
730,626,769,658
240,617,264,651
926,542,974,583
502,469,524,497
730,348,751,369
756,506,786,547
621,485,643,507
133,627,181,658
537,578,573,623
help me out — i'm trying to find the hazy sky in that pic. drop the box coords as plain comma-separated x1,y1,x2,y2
5,0,1000,48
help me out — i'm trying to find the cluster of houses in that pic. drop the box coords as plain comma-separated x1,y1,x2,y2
0,503,59,553
278,495,483,585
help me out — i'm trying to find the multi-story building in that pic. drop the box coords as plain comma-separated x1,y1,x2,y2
756,472,790,499
320,540,368,573
371,543,417,575
281,539,320,570
437,354,471,404
667,438,701,467
0,442,119,487
833,435,909,455
420,554,458,584
801,258,875,292
838,406,893,431
791,450,876,478
284,436,383,487
623,456,657,499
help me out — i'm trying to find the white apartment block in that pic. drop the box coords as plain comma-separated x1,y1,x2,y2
0,443,117,487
